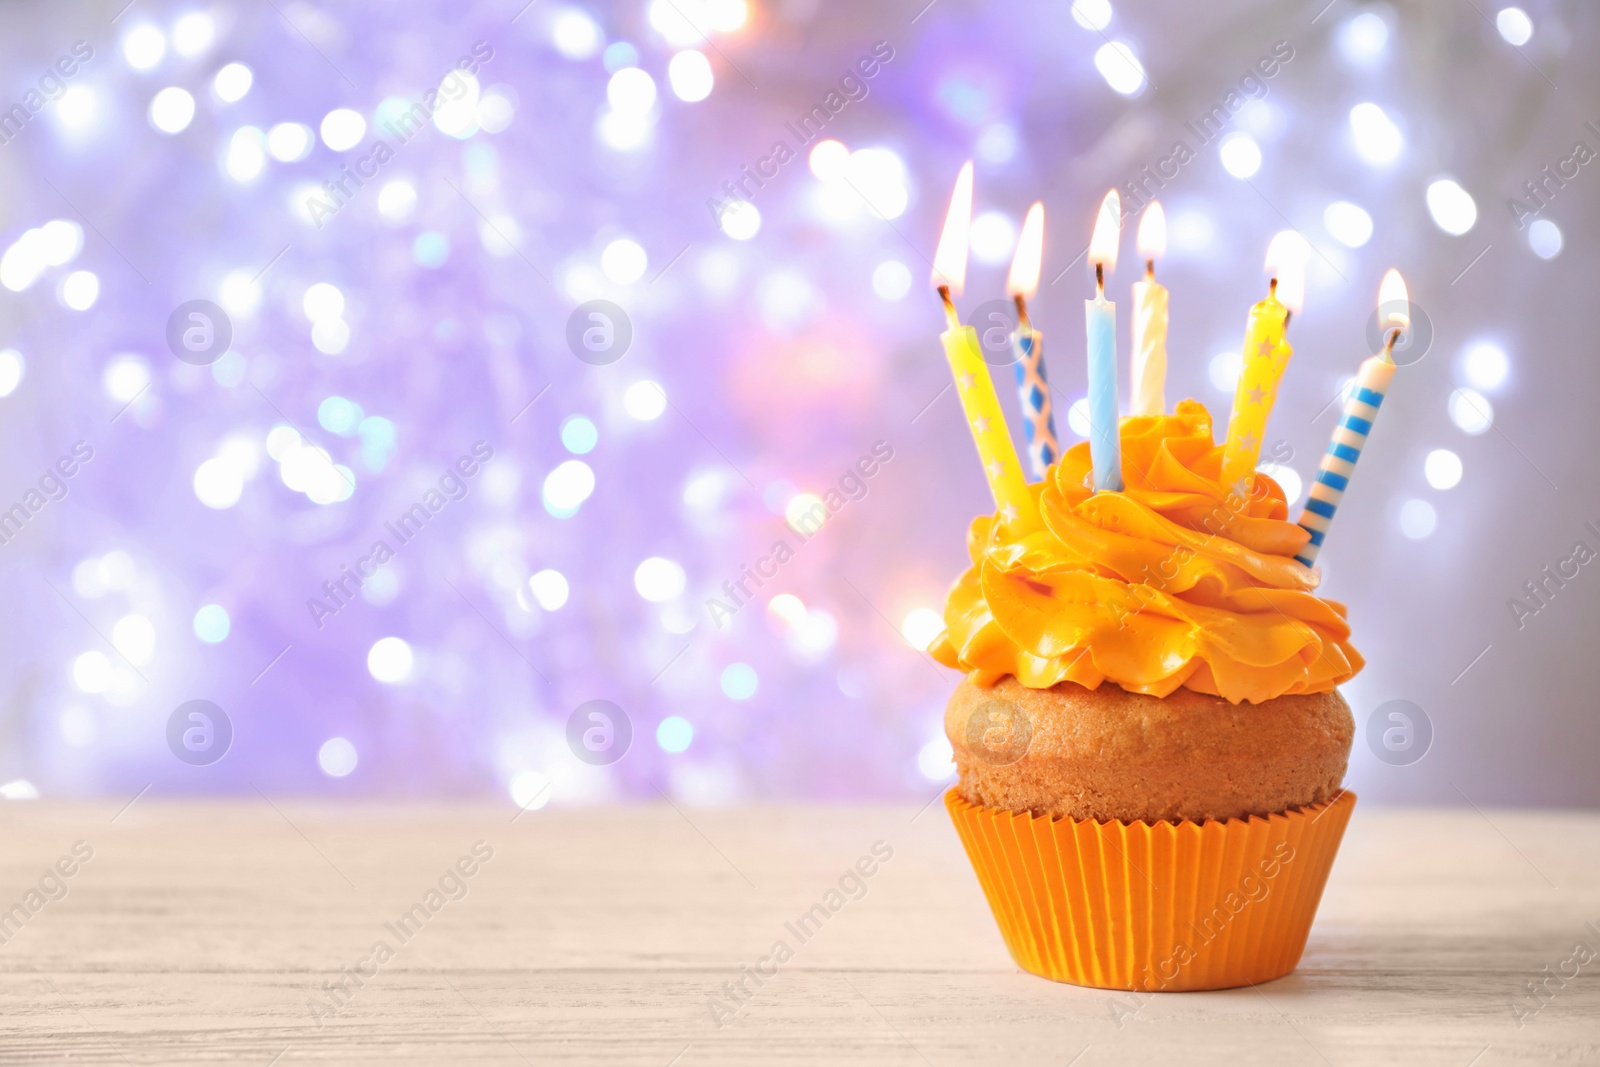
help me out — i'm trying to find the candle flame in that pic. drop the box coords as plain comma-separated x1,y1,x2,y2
932,160,973,296
1136,201,1166,261
1378,268,1409,332
1088,190,1120,277
1264,230,1310,316
1006,201,1044,299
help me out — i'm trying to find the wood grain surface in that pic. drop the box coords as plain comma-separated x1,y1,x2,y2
0,796,1595,1065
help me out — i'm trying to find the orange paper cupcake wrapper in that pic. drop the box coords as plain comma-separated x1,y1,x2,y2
946,788,1355,991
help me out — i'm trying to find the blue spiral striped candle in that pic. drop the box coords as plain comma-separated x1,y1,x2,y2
1295,354,1397,567
1010,327,1059,480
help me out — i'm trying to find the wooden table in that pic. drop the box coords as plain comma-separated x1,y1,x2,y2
0,797,1595,1065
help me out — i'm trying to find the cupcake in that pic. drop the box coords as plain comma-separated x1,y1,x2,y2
933,401,1359,992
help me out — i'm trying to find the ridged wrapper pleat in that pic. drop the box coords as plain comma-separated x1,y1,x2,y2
946,788,1355,990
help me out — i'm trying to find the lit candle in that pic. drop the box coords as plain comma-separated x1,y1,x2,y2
1085,190,1123,493
1220,231,1308,495
1007,202,1058,480
1129,201,1169,417
933,161,1038,530
1295,269,1409,567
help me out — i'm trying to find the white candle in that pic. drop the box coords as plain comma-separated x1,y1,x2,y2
1129,202,1169,418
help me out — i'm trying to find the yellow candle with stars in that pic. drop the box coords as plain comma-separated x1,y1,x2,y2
1220,231,1309,494
932,161,1037,531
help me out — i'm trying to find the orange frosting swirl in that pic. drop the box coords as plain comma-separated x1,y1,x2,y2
930,400,1363,704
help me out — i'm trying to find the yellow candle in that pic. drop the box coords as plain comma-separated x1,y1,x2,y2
942,319,1037,528
1130,202,1168,417
931,160,1037,531
1220,231,1308,494
1219,295,1291,493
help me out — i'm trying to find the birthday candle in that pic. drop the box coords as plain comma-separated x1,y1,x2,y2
1006,202,1058,480
1220,231,1308,495
932,162,1038,531
1129,201,1169,417
1085,191,1123,493
1296,270,1409,567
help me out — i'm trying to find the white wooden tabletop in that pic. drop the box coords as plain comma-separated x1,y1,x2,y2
0,796,1595,1065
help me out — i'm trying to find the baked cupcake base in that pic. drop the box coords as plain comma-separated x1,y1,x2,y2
946,787,1356,991
946,678,1354,823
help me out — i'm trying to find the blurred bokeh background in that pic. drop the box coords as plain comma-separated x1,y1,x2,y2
0,0,1593,807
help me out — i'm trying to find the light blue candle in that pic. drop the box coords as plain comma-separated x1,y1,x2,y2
1084,191,1123,493
1085,291,1122,492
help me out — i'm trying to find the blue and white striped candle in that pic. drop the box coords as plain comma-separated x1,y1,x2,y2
1297,270,1409,567
1010,326,1059,479
1295,353,1396,567
1006,203,1059,480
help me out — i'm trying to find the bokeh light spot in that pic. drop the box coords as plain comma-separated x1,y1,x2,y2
1528,218,1562,259
624,381,667,421
657,715,693,753
367,637,414,684
668,50,713,101
1448,388,1494,435
559,415,598,454
543,460,596,516
1425,449,1463,490
149,87,195,133
1218,132,1262,178
319,737,359,777
1426,178,1477,235
1400,498,1437,540
193,604,231,643
529,569,570,610
1496,7,1533,46
635,557,686,601
900,608,943,652
1461,342,1509,391
1323,201,1373,247
1093,40,1146,96
214,63,253,102
720,662,758,700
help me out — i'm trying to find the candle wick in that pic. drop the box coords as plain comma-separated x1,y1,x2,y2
1145,259,1154,279
1382,326,1402,359
937,284,961,332
1094,262,1104,293
1012,293,1030,333
1268,277,1278,298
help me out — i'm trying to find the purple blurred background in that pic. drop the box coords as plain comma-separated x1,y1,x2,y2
0,0,1594,806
